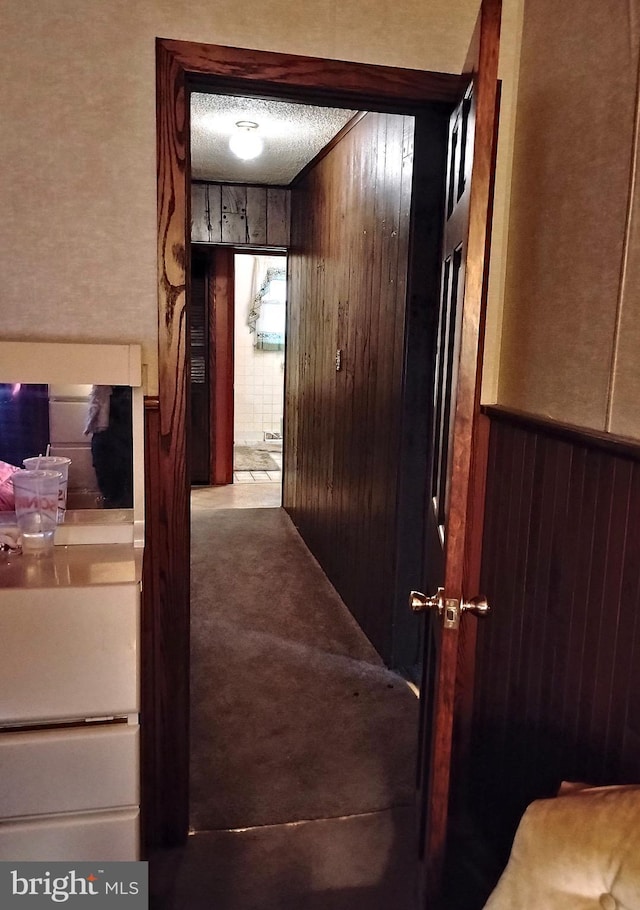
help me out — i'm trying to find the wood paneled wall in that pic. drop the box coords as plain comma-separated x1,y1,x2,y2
284,111,415,661
469,406,640,857
192,182,290,247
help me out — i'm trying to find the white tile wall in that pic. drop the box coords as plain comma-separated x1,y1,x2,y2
234,254,285,444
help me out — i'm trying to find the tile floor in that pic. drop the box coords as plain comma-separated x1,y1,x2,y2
233,467,281,483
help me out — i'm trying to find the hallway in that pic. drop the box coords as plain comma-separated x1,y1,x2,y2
150,483,419,909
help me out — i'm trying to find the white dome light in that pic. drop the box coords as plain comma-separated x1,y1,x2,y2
229,120,263,160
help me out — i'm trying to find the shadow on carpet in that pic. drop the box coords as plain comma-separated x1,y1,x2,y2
190,507,418,832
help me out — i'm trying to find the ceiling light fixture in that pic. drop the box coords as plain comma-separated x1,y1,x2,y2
229,120,263,160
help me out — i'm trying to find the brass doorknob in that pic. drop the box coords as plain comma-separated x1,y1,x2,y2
461,595,490,616
410,589,490,618
410,587,444,613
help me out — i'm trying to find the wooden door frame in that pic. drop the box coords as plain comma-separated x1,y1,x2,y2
150,38,465,847
209,246,235,485
205,245,288,486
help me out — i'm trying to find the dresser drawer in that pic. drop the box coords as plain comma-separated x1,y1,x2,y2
0,723,139,819
0,808,139,861
0,584,139,724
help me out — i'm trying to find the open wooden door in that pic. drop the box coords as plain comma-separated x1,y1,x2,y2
413,1,501,906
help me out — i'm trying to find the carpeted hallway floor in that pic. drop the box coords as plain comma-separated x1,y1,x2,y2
150,500,419,909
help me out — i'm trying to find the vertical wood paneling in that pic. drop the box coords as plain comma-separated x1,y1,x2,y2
266,188,289,246
284,112,416,661
470,409,640,859
221,185,247,244
490,425,526,791
587,459,632,780
608,467,640,780
191,183,209,242
246,186,267,244
191,182,290,247
541,441,574,781
571,450,608,769
556,444,587,769
208,185,222,243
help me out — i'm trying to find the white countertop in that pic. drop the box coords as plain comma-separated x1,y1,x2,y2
0,508,143,548
0,543,143,589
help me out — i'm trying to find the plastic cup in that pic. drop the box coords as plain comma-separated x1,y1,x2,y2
11,470,61,554
23,456,71,522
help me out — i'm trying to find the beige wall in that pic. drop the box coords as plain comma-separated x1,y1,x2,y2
609,94,640,438
1,0,522,396
498,0,640,436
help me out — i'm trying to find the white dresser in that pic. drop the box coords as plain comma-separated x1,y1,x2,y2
0,544,142,860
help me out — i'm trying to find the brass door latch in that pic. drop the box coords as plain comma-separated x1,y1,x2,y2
410,588,490,629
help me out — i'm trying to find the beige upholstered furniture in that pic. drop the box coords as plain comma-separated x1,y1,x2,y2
483,786,640,910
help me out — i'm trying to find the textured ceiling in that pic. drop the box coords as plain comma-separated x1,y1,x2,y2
190,93,357,186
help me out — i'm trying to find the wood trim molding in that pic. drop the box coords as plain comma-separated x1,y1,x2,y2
483,405,640,461
141,396,162,851
152,36,466,849
157,39,465,106
454,73,503,807
210,247,235,485
152,40,191,846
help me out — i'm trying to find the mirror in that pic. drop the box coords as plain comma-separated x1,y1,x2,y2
0,342,144,546
0,383,133,511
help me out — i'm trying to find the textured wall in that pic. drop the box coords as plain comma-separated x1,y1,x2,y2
0,0,522,395
609,102,640,439
498,0,640,435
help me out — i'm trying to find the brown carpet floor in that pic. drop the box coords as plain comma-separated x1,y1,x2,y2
150,808,418,910
189,507,418,832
